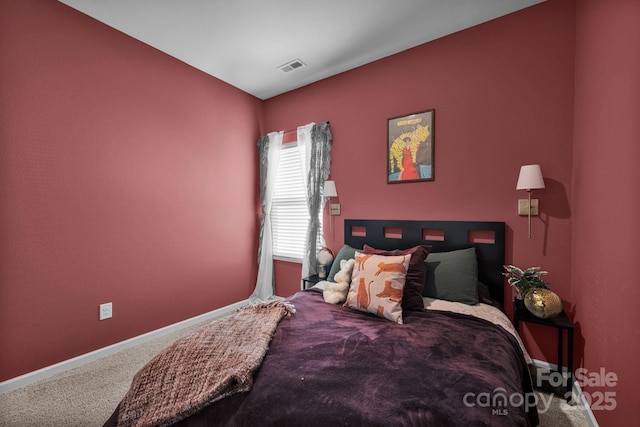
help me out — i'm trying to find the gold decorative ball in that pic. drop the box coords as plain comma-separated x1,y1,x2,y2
523,288,562,319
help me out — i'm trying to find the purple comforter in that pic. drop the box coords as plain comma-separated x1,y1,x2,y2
106,289,538,427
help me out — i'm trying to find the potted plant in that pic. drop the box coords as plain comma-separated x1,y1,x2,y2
502,265,549,300
503,265,563,318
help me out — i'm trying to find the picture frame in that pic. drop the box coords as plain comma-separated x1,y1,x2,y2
387,109,435,183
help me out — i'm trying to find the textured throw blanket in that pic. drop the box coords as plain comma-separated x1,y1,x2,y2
116,301,295,427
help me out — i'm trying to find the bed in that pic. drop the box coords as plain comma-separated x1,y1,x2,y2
105,219,539,427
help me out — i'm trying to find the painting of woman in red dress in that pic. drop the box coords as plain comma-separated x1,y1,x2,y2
388,109,434,183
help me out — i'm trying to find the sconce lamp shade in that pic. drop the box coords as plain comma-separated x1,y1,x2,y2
516,165,545,191
324,180,337,197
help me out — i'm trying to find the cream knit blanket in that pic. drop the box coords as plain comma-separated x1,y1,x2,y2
116,301,294,427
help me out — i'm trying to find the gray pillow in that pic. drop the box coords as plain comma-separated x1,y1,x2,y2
422,247,479,305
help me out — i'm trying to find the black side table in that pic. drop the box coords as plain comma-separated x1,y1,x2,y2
302,274,322,289
513,299,575,402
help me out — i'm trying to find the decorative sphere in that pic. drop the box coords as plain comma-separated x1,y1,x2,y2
317,248,334,266
524,288,563,319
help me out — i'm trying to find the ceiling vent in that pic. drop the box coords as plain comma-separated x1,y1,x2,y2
278,59,306,73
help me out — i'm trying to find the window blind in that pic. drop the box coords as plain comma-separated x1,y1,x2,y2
271,142,324,261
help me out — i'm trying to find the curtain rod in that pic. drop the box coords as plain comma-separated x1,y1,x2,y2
283,121,330,134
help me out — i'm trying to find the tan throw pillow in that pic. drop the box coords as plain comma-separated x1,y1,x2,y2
362,244,431,312
344,252,411,324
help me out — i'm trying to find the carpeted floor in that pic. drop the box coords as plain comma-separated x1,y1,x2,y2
0,319,593,427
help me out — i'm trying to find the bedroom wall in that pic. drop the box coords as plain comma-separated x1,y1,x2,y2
265,0,575,362
571,0,640,425
3,1,635,424
0,0,262,381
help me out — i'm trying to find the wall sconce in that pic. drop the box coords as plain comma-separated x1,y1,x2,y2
323,180,339,230
516,164,545,238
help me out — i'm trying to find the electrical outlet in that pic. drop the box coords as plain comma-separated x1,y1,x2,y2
99,302,112,320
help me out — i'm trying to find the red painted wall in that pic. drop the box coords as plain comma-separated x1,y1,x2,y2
0,0,262,381
572,0,640,425
266,0,576,361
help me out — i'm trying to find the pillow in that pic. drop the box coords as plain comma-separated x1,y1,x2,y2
327,245,358,282
476,281,503,310
477,281,492,304
422,247,479,305
344,252,411,323
363,244,431,312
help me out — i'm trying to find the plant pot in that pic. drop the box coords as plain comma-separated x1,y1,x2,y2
523,288,563,319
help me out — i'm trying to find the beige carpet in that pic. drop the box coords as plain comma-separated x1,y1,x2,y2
0,319,593,427
0,321,211,427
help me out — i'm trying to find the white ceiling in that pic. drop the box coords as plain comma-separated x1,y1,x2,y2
58,0,545,100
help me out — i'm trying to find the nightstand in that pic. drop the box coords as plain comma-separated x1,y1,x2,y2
302,274,322,289
513,299,574,402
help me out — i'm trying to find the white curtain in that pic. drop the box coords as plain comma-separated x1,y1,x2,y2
297,122,332,279
250,131,283,303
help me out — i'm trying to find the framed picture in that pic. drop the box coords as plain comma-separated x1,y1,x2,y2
387,109,435,183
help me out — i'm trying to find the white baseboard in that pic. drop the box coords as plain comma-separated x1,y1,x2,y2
0,299,249,394
531,359,599,427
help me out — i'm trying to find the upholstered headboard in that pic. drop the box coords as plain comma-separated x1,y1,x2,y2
343,219,506,307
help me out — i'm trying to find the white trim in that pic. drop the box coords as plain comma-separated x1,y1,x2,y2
531,359,599,427
0,299,249,394
273,255,302,263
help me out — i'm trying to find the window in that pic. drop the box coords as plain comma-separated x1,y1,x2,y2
271,142,325,261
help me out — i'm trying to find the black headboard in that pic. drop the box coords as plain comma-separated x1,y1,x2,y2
343,219,506,307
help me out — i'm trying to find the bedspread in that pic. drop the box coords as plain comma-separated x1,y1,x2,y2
106,290,538,427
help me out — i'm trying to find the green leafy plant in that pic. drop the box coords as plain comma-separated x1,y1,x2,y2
502,265,549,298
